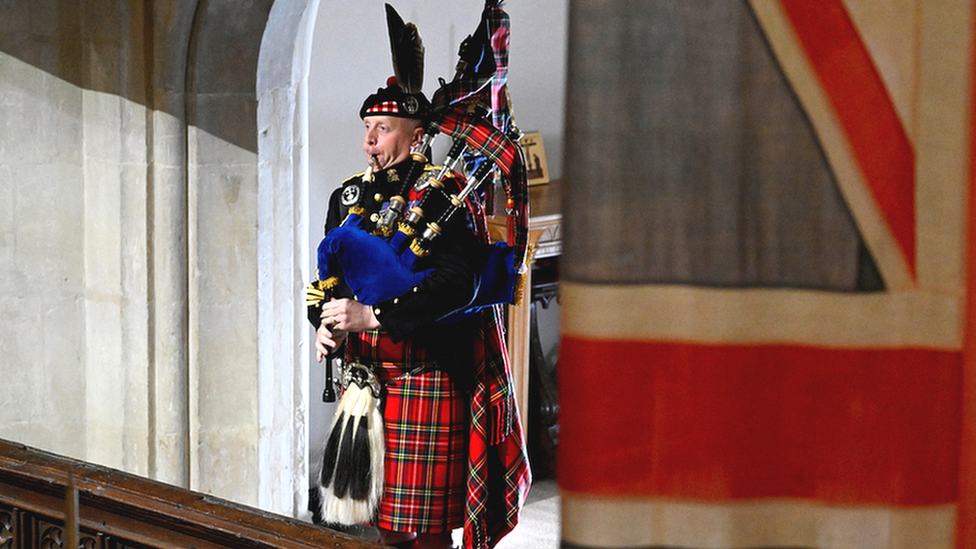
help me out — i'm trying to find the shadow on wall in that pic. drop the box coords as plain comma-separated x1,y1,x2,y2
0,0,274,154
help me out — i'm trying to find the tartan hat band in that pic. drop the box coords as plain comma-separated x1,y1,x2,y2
364,101,400,115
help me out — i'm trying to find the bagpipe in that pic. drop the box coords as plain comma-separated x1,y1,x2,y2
310,108,529,317
307,1,529,526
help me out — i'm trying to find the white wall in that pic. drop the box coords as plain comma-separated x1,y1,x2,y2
306,0,568,472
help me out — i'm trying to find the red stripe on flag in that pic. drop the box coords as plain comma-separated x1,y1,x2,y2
559,336,960,506
778,0,917,277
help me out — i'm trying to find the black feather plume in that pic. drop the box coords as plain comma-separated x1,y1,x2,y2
386,3,425,94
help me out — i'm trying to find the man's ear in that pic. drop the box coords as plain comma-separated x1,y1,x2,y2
411,124,424,146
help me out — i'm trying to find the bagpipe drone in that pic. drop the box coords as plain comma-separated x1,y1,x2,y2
306,1,529,526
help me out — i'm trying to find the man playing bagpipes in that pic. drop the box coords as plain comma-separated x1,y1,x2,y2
306,4,531,548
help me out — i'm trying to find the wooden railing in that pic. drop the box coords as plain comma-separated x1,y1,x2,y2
0,439,385,549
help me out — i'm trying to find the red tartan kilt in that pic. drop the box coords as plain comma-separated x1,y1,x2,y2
347,331,469,533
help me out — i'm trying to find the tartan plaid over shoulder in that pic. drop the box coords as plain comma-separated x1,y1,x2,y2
463,197,531,549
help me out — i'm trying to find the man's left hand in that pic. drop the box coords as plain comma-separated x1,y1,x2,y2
321,298,381,333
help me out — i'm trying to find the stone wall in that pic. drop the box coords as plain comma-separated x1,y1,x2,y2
0,0,152,471
0,0,317,517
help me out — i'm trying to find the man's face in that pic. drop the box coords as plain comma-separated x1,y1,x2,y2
362,115,422,170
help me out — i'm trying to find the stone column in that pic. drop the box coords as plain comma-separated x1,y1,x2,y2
146,0,196,489
255,0,320,516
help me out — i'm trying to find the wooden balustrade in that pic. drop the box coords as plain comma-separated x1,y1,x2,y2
0,439,385,549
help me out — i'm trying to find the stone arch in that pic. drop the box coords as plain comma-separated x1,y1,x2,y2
179,0,319,515
254,0,322,516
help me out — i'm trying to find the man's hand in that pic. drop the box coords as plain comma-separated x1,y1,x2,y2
316,297,381,362
315,320,347,363
319,298,381,339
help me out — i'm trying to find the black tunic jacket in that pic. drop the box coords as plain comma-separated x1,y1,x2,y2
322,159,485,391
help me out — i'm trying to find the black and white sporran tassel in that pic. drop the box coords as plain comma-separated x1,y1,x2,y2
318,365,385,525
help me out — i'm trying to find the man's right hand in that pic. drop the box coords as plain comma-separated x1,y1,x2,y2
315,321,347,363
